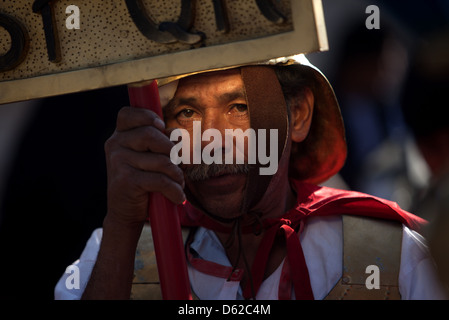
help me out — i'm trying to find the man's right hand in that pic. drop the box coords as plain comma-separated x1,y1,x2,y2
103,106,185,227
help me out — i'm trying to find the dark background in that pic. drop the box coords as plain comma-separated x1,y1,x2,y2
0,0,448,299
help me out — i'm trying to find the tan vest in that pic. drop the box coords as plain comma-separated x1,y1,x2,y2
324,215,402,300
131,215,403,300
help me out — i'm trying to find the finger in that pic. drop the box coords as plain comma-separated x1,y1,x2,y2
113,126,175,155
109,148,185,188
116,107,165,132
132,170,186,205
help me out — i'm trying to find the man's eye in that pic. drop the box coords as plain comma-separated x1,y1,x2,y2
231,104,248,113
178,109,195,118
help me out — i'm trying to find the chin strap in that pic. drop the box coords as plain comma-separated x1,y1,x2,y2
239,66,289,215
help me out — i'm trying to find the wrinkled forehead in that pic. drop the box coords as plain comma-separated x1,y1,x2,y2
159,68,242,108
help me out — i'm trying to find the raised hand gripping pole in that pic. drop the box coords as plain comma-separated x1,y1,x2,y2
128,81,192,300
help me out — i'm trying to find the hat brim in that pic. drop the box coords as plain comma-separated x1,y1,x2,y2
287,64,347,185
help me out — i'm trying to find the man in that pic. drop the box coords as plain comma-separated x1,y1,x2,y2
55,56,447,300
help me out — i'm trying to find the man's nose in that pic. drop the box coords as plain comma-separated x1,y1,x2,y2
200,114,229,157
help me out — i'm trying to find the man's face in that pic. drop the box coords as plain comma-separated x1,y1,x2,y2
164,69,250,218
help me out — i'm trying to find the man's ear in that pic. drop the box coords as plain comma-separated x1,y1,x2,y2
290,87,314,143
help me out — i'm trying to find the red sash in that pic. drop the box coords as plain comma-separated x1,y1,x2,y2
179,180,426,299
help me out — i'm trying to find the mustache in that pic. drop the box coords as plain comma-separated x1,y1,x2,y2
183,163,250,182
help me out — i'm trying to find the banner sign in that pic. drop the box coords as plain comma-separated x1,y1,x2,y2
0,0,328,104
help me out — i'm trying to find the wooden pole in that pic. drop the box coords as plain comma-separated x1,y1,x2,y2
128,81,192,300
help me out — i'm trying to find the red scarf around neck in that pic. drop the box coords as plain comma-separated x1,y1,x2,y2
178,179,426,299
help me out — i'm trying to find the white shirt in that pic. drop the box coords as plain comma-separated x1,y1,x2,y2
54,215,448,300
